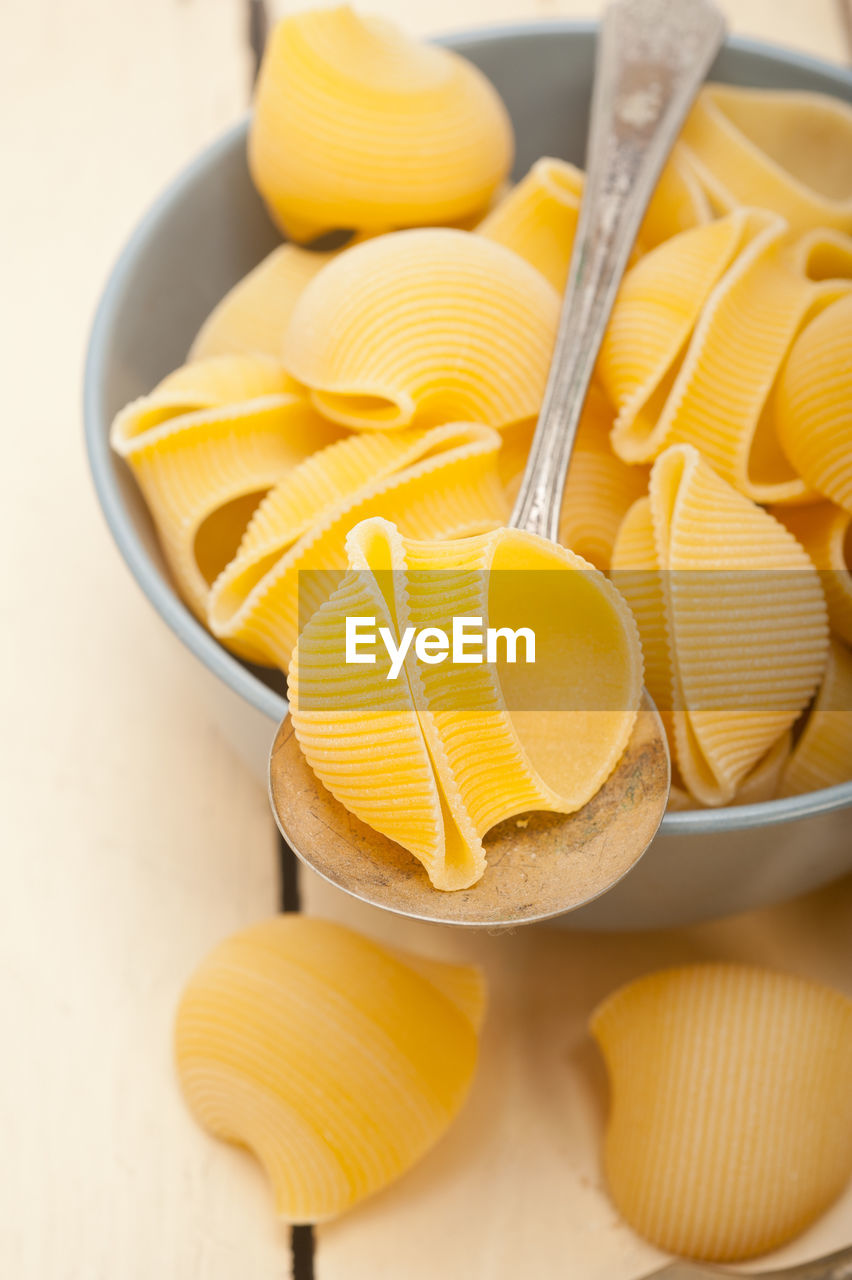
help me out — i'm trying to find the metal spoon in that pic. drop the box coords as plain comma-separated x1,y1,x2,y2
269,0,725,926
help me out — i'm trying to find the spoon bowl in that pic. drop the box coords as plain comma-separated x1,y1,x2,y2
270,692,669,927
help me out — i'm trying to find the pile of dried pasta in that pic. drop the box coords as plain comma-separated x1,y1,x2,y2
112,5,852,811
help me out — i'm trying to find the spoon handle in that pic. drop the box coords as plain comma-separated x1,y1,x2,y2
510,0,725,541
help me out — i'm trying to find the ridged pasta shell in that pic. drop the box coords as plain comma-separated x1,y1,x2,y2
207,423,508,670
611,444,828,806
248,6,513,241
600,211,852,505
775,292,852,514
175,916,486,1223
290,516,643,890
282,228,560,431
110,355,341,618
638,144,712,251
477,149,709,293
477,157,583,292
781,638,852,796
591,963,852,1261
189,244,341,362
666,729,792,811
774,501,852,646
681,86,852,234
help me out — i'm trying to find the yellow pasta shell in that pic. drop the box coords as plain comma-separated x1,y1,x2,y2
591,963,852,1262
290,516,642,890
248,6,513,241
638,144,712,251
188,243,340,362
477,157,583,291
477,149,710,292
781,638,852,796
110,356,341,618
612,444,828,806
775,292,852,514
681,86,852,234
176,916,485,1223
666,730,792,811
282,228,560,431
601,209,842,504
773,501,852,646
208,423,507,670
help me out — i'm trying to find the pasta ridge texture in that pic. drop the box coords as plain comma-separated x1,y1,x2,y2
680,85,852,234
781,638,852,796
775,292,852,514
601,210,850,504
248,6,513,240
282,228,560,431
290,516,643,890
207,422,508,670
189,243,342,363
611,444,828,805
773,501,852,646
176,916,485,1222
110,356,341,618
592,963,852,1261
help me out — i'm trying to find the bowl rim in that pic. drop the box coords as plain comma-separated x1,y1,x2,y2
83,18,852,836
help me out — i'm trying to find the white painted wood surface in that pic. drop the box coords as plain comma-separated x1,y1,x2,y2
1,2,849,1277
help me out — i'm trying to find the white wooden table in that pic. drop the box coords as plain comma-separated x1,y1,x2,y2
2,2,851,1277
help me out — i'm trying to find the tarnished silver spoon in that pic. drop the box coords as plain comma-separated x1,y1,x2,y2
270,0,725,926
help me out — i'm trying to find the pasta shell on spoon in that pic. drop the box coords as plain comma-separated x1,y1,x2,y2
207,423,508,669
289,515,643,891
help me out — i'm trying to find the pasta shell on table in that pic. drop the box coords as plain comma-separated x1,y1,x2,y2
775,292,852,514
248,6,513,242
773,501,852,646
611,444,828,807
208,423,508,670
110,356,341,618
591,963,852,1262
282,228,560,431
600,210,852,505
290,515,643,890
502,386,649,572
781,638,852,796
680,85,852,234
175,916,486,1223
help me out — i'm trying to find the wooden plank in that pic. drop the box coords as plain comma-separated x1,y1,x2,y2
0,2,285,1276
265,0,847,62
3,0,849,1278
305,869,852,1279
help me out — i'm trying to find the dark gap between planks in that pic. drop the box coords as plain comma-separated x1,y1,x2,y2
244,3,315,1274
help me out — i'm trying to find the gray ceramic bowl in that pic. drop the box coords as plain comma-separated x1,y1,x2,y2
85,22,852,929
